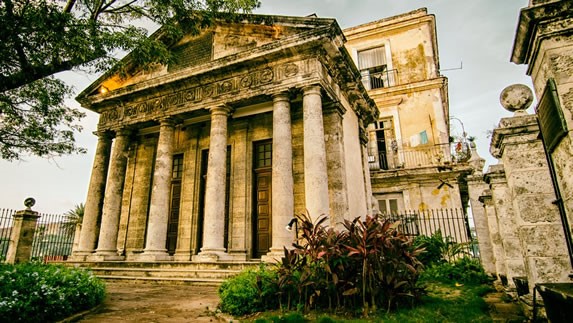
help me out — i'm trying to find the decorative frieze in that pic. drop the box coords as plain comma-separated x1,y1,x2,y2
99,62,305,127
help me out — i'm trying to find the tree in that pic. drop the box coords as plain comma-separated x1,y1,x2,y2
0,0,260,160
62,202,85,233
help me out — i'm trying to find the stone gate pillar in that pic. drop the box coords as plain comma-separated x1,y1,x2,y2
466,148,496,274
512,0,573,274
485,164,526,288
491,84,570,291
6,201,40,264
479,190,507,280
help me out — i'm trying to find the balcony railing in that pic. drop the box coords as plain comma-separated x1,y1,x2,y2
361,69,399,90
369,142,471,171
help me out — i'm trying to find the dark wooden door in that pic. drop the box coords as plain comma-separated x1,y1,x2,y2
254,170,271,258
253,140,272,258
166,182,181,254
166,154,183,255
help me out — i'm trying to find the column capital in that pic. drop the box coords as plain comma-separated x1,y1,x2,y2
157,117,176,127
92,130,113,140
112,127,133,138
272,91,290,103
207,105,233,116
302,85,322,97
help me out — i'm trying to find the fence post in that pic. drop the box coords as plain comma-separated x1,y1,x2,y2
6,199,40,264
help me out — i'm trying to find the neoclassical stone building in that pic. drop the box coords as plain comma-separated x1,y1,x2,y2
73,14,377,262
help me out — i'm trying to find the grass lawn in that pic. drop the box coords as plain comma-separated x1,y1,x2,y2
247,282,493,322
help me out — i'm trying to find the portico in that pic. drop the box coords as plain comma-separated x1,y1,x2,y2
73,14,377,263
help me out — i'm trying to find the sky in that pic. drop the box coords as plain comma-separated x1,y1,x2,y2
0,0,532,214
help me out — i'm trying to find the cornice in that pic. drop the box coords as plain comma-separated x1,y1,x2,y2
511,1,573,72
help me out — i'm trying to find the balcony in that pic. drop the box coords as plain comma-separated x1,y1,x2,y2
361,69,399,90
368,142,471,171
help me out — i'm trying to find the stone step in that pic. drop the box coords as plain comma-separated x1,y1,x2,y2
64,261,261,271
90,267,241,279
96,275,225,286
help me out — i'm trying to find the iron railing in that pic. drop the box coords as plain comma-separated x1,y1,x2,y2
0,209,15,260
381,208,477,261
32,213,76,262
362,69,399,90
369,142,472,171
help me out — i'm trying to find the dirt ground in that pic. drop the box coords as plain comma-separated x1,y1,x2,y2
77,282,233,322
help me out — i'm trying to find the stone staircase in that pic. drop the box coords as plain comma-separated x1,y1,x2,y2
63,261,261,286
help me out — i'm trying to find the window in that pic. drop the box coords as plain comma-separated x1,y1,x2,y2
373,118,395,170
255,141,272,168
358,46,394,89
172,154,184,179
376,193,404,215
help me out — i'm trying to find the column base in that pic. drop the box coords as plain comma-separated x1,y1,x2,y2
136,250,172,262
89,250,125,261
173,252,192,261
192,248,233,262
69,251,93,262
261,248,288,263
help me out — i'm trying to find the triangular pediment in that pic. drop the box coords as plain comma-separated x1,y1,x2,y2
77,14,337,104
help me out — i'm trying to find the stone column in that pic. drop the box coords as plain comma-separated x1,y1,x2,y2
492,91,571,291
141,118,175,261
262,92,294,262
485,164,526,288
468,173,496,275
195,106,232,262
480,191,507,280
512,0,573,274
72,131,112,260
6,207,40,264
92,129,130,261
302,85,330,224
323,103,349,228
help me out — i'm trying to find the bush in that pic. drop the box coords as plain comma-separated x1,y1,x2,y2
420,256,490,285
218,264,279,316
0,262,106,322
219,214,425,317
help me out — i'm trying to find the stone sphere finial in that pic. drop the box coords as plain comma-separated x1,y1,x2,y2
24,197,36,209
500,84,533,114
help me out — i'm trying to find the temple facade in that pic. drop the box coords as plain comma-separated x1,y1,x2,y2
73,14,377,262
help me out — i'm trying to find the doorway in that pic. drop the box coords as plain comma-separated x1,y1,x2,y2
253,140,272,258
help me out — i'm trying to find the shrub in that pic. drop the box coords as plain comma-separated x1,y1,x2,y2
0,262,106,322
420,256,490,285
218,264,279,316
412,230,470,266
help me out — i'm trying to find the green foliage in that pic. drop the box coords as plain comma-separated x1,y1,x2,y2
219,214,425,317
420,256,491,285
412,230,469,266
218,265,279,316
0,0,259,160
253,282,493,323
0,262,106,322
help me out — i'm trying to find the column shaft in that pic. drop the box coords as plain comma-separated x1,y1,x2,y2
74,132,112,258
142,119,175,260
264,93,294,261
94,129,130,259
197,106,231,261
302,85,330,223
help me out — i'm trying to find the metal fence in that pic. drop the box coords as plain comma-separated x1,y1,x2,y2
0,209,76,262
381,208,477,260
32,213,76,262
0,209,15,260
